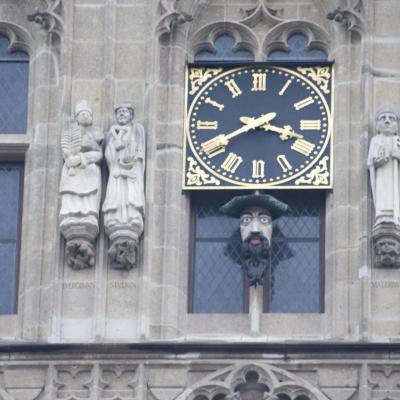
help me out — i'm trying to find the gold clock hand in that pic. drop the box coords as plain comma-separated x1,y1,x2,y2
201,112,277,157
262,123,304,141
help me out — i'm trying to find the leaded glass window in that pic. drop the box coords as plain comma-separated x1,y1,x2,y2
266,191,324,313
195,34,254,62
0,163,23,314
190,192,246,313
190,192,324,314
268,33,327,61
0,35,29,133
190,30,325,314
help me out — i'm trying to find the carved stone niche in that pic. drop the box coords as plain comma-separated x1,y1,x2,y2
372,223,400,269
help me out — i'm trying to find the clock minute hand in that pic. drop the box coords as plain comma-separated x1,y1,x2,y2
201,112,277,158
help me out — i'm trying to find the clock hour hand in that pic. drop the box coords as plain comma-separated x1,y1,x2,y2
201,112,277,158
263,123,304,141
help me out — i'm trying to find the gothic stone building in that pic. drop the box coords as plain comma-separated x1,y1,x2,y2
0,0,399,399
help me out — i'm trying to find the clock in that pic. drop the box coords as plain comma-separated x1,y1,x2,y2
183,63,333,189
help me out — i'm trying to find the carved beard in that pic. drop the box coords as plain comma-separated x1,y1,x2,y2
241,234,270,287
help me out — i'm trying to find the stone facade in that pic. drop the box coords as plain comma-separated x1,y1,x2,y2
2,0,400,399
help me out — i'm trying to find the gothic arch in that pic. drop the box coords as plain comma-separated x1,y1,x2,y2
176,363,330,400
189,22,258,62
263,21,331,59
0,22,31,55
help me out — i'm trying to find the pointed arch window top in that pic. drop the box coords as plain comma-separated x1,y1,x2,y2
268,33,327,61
195,34,254,62
0,35,28,61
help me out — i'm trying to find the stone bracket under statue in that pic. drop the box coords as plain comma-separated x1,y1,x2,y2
219,193,290,286
368,106,400,268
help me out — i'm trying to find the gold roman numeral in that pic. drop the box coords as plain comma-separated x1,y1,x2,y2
279,79,292,96
224,79,242,98
294,96,314,110
300,120,321,130
291,139,315,156
204,97,224,111
252,160,265,178
276,155,292,172
221,152,243,173
251,73,267,91
197,120,218,130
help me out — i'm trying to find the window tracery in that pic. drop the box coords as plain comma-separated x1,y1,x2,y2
176,363,329,400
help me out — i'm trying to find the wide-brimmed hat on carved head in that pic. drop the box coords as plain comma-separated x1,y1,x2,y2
219,193,290,220
114,102,134,113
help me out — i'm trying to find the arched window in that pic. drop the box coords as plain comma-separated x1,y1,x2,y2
194,34,254,62
268,32,327,60
0,35,29,133
190,34,253,313
189,31,325,314
0,34,28,314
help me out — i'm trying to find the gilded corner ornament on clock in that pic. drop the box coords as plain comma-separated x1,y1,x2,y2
182,63,334,189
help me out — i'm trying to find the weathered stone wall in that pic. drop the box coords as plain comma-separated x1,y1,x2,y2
0,346,400,400
1,0,400,398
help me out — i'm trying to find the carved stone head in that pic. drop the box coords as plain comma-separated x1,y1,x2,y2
219,194,289,286
65,239,95,270
108,238,137,270
240,206,273,244
375,106,399,136
375,237,400,268
114,102,134,126
74,100,93,127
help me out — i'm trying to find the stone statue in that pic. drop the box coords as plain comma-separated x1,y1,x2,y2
220,194,289,286
368,105,400,268
59,100,103,270
103,103,146,270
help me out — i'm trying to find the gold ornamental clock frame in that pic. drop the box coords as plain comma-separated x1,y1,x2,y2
182,62,334,190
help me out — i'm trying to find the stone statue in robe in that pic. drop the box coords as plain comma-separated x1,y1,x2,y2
368,107,400,226
103,103,145,269
59,100,103,270
368,106,400,268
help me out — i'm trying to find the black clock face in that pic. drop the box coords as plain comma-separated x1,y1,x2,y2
183,64,333,189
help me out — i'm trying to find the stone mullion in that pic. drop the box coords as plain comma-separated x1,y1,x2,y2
358,0,374,342
19,23,62,340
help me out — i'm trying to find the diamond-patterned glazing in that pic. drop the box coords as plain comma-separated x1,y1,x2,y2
191,192,324,314
268,192,323,313
192,192,245,313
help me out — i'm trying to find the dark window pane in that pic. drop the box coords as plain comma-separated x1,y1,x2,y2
0,35,29,133
268,33,327,61
191,192,245,313
0,165,22,239
270,242,320,313
195,34,254,61
0,243,18,314
267,191,324,313
193,242,244,313
0,163,23,314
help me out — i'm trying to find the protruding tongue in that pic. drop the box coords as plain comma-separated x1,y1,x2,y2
250,236,261,245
